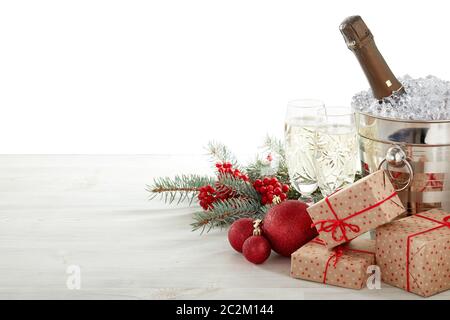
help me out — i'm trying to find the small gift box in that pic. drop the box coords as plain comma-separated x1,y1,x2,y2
376,209,450,297
291,237,376,289
307,170,405,249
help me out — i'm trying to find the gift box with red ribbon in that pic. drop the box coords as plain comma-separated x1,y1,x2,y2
307,170,405,249
291,237,376,289
376,209,450,297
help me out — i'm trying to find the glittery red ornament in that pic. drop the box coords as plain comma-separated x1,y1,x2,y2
228,218,254,252
242,235,271,264
262,200,318,257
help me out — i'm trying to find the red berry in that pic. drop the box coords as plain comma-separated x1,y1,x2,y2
267,185,274,192
282,184,290,193
274,187,282,196
261,196,267,205
228,218,255,252
263,178,270,185
268,194,274,203
197,184,219,210
260,186,267,194
242,235,271,264
280,193,287,200
254,179,262,187
270,177,278,185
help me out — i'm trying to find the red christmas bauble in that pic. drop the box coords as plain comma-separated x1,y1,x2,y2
262,200,318,257
228,218,254,252
242,235,271,264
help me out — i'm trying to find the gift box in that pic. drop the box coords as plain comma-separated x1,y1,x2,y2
291,237,376,289
307,170,405,249
376,209,450,297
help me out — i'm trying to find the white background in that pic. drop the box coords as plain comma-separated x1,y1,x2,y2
1,0,450,156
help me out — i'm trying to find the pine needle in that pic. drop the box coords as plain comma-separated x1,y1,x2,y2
191,197,264,233
216,174,259,200
206,141,243,171
147,174,215,205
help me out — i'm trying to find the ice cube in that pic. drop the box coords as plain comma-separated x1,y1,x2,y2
351,75,450,120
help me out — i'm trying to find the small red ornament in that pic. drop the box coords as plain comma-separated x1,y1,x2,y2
242,219,271,264
242,235,271,264
228,218,254,252
262,200,318,257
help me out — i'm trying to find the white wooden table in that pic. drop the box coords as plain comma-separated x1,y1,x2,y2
0,155,448,300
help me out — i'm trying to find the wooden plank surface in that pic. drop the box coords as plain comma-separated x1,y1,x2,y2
0,155,448,300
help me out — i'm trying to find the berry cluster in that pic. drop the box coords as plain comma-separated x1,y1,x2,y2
198,185,217,210
198,162,250,210
215,162,249,181
253,177,289,205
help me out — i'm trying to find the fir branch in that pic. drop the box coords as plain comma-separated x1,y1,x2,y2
147,174,215,205
191,197,263,233
245,158,265,182
263,135,286,159
258,204,272,215
217,174,260,200
274,164,291,185
263,135,291,183
245,155,291,186
206,141,242,170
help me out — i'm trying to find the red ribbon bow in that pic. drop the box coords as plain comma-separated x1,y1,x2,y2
443,216,450,226
311,238,375,284
313,219,360,242
406,214,450,292
330,247,345,267
312,191,398,244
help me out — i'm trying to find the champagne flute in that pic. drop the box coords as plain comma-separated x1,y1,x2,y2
284,99,326,205
315,107,358,197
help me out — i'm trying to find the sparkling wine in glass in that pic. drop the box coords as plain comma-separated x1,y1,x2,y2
315,107,358,197
284,99,326,205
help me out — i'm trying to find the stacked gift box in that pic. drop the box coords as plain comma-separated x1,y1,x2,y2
290,169,450,297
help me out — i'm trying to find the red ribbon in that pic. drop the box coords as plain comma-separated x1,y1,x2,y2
405,214,450,292
311,238,375,284
312,191,398,243
419,173,444,192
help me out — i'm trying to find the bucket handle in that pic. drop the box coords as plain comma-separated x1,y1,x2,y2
377,146,414,192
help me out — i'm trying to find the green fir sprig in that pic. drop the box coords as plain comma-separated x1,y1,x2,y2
217,174,260,199
147,174,215,205
147,136,352,233
206,141,242,170
191,197,264,233
246,135,290,185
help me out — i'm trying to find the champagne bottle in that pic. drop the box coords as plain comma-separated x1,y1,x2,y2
339,15,405,100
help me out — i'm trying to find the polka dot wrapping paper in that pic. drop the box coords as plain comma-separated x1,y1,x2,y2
376,209,450,297
291,237,376,289
307,170,406,249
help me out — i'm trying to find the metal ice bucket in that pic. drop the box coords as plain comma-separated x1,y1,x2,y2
355,111,450,214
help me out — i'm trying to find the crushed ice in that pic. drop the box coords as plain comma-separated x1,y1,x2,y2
351,75,450,120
